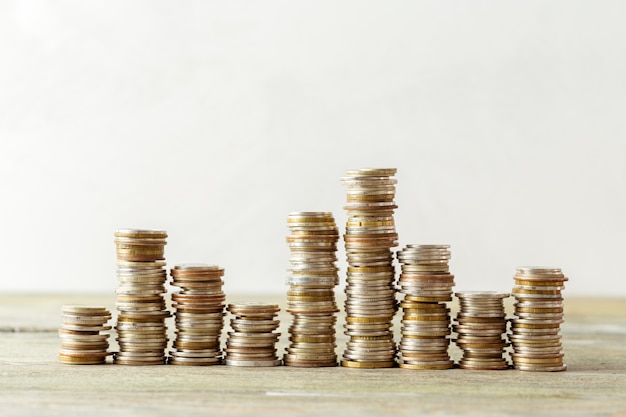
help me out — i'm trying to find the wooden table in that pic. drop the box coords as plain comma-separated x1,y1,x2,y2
1,294,624,416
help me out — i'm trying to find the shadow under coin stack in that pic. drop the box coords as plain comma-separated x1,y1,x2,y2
510,267,568,372
340,168,399,369
397,244,455,370
169,264,226,365
58,305,112,365
454,291,510,370
224,303,281,367
284,212,340,367
113,229,169,365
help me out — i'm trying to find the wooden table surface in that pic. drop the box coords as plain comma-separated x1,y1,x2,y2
1,294,625,417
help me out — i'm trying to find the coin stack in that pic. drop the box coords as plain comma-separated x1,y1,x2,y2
510,267,568,372
454,291,510,370
284,212,340,367
396,244,455,370
340,168,399,369
58,305,112,365
224,303,282,367
169,264,226,365
113,229,170,365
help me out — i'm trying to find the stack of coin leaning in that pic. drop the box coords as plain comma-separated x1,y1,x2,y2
224,303,282,367
113,228,169,365
454,291,510,370
397,244,455,370
340,168,399,369
284,212,340,367
169,264,226,365
510,267,568,372
58,305,112,365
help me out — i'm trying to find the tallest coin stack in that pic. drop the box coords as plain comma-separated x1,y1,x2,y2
113,229,169,365
340,168,399,369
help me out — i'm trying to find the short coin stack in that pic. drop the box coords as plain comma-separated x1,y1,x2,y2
454,291,510,370
58,305,112,365
397,244,455,370
113,229,170,365
224,303,282,367
284,212,340,367
340,168,399,369
510,267,568,372
169,264,226,365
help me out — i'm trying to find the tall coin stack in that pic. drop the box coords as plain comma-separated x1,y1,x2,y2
340,168,399,369
58,305,112,365
284,212,340,367
396,244,455,370
510,267,568,372
224,303,282,367
113,229,170,365
169,264,226,365
454,292,510,370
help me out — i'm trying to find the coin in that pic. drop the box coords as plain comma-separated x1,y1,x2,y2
224,302,282,367
284,212,340,367
510,266,567,372
113,229,169,365
340,170,399,367
58,305,111,365
396,244,454,370
168,264,226,365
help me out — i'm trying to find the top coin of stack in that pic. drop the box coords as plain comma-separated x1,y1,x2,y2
340,168,399,369
58,305,112,365
510,267,568,372
284,212,340,367
113,229,170,365
169,264,226,365
396,244,454,370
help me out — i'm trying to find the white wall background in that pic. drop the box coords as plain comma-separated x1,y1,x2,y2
1,1,624,296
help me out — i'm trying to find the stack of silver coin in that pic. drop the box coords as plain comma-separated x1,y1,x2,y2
224,303,282,367
58,305,112,365
510,267,568,372
340,168,399,369
397,244,455,370
454,291,510,370
284,212,339,367
169,264,226,365
113,229,170,365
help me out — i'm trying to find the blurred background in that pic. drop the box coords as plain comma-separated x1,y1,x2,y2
1,1,624,296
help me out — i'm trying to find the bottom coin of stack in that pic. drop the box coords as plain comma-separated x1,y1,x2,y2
510,267,568,372
224,303,282,367
397,244,455,370
454,291,510,370
58,305,112,365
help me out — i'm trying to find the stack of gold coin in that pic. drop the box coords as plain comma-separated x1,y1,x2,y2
510,267,568,372
58,305,112,365
169,264,226,365
113,229,170,365
454,291,510,370
224,303,282,367
284,212,340,367
396,244,454,370
340,168,399,369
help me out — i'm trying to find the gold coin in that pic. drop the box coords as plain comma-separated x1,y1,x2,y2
341,360,396,369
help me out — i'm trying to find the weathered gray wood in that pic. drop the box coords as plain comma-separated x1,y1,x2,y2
1,294,624,416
